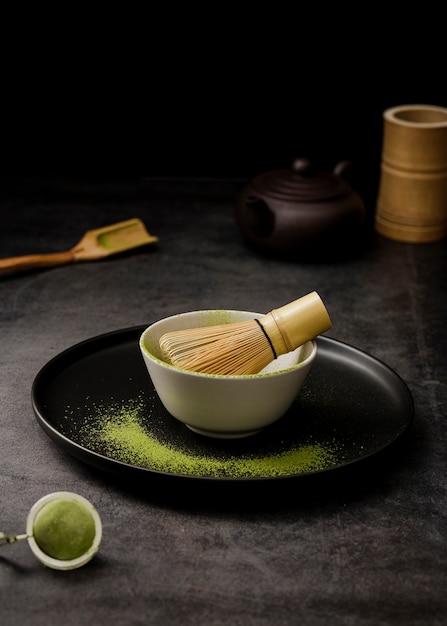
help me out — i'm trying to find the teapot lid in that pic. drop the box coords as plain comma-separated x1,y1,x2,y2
249,158,353,202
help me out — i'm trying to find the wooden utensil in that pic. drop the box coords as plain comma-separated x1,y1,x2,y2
159,291,332,375
0,218,158,275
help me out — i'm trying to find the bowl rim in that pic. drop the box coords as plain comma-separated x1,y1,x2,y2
139,309,317,380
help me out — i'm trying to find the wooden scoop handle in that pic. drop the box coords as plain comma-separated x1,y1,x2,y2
0,250,75,275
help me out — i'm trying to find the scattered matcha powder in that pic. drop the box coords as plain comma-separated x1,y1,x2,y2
68,396,342,479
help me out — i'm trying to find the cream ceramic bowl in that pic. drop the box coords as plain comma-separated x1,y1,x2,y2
139,310,317,439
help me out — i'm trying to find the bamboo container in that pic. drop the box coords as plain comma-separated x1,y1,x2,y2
375,104,447,243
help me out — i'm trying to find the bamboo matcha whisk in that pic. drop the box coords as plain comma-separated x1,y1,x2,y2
159,291,332,375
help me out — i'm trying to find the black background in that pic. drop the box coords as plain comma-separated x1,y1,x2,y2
1,15,445,212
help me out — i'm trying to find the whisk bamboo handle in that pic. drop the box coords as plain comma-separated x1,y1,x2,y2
260,291,332,356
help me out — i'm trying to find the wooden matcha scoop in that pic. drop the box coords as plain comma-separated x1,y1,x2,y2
0,218,158,275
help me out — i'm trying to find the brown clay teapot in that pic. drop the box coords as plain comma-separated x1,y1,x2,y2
235,158,367,260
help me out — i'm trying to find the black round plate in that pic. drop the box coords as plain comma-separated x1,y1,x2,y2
31,326,414,482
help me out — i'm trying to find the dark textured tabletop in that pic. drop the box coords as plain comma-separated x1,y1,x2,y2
1,177,446,625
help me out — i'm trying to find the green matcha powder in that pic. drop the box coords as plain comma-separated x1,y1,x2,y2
66,395,341,479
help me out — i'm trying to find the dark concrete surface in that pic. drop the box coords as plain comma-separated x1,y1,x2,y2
0,177,446,625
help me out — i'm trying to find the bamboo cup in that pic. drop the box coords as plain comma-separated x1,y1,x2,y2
375,104,447,243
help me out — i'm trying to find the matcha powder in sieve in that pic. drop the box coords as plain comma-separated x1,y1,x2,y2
33,499,96,560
